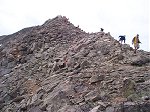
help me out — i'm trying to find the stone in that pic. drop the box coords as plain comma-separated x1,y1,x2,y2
119,102,138,112
57,105,83,112
79,102,92,112
0,103,6,110
51,61,59,72
99,45,110,55
29,106,42,112
35,53,42,58
131,55,150,66
135,78,145,83
30,94,38,104
122,78,136,97
127,94,139,102
89,105,100,112
89,75,104,84
80,60,90,69
84,91,101,102
97,101,107,111
105,106,115,112
12,95,25,103
142,96,149,101
40,103,48,111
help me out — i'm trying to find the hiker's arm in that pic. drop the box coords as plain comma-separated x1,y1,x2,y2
138,40,141,43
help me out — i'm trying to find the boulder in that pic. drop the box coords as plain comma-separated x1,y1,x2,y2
122,78,136,98
131,55,150,66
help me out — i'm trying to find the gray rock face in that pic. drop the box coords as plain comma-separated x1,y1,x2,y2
131,55,150,66
0,15,150,112
122,78,136,98
89,74,105,84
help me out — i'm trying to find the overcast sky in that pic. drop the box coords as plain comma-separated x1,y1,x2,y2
0,0,149,51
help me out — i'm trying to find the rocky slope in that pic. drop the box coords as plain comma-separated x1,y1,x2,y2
0,16,150,112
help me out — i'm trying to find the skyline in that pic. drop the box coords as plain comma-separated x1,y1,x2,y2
0,0,149,51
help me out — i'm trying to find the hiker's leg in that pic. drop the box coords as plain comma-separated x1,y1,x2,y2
134,48,136,53
135,46,138,53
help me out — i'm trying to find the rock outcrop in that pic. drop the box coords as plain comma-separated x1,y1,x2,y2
0,16,150,112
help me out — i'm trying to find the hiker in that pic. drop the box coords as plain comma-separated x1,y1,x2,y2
119,35,126,44
100,28,104,32
132,34,141,53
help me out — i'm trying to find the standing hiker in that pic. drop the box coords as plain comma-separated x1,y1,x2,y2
100,28,104,32
132,34,141,53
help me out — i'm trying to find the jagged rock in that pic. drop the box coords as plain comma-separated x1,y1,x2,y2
12,95,25,103
131,55,150,66
135,77,145,83
105,102,149,112
57,105,83,112
0,15,150,112
29,106,42,112
44,90,72,111
97,101,107,111
30,94,38,104
79,102,92,112
51,61,60,72
115,102,150,112
127,93,139,101
0,68,12,76
122,78,136,98
89,75,104,84
99,45,110,55
70,95,84,104
89,105,100,112
80,60,90,69
2,88,19,103
105,106,115,112
84,90,101,102
142,96,150,101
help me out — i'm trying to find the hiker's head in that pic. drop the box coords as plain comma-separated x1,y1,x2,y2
137,34,139,37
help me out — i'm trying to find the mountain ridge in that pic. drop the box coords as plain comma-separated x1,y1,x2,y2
0,15,150,112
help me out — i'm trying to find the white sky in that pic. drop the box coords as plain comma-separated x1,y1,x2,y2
0,0,149,51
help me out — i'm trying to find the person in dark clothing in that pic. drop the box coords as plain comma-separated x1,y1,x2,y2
119,35,126,44
100,28,104,32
